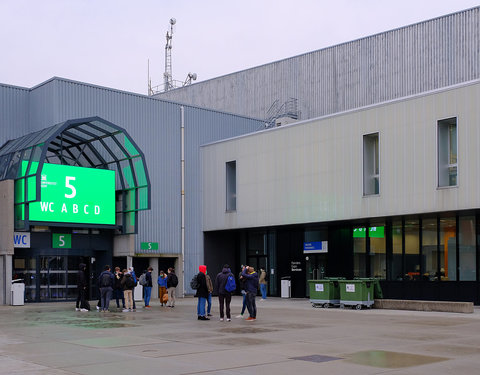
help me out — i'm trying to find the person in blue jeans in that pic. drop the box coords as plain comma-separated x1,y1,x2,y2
144,267,153,308
195,265,209,320
236,267,247,318
259,268,267,300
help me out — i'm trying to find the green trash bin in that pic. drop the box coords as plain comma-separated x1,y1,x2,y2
308,279,342,308
338,279,375,310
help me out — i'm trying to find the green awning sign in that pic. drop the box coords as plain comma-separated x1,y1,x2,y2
353,226,384,238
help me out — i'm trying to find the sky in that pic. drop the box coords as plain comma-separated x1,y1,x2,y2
1,0,479,95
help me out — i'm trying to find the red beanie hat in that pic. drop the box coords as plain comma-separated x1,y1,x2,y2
199,265,207,274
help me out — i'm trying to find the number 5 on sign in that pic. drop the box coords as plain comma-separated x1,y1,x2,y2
65,176,76,198
53,233,72,248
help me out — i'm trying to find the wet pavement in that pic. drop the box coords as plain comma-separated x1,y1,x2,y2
0,297,479,374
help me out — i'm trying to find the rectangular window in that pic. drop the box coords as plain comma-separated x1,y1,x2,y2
438,118,457,187
363,133,379,195
459,216,476,281
390,220,403,281
422,218,437,281
439,217,456,281
226,161,236,211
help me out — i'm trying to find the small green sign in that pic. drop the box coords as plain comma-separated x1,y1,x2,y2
53,233,72,248
140,242,158,250
353,226,384,238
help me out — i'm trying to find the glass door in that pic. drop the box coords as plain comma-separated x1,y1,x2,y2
305,254,327,297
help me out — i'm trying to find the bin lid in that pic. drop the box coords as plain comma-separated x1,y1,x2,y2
281,276,291,280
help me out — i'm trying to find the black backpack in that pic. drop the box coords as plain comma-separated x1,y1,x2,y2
190,274,199,289
170,274,178,287
100,273,111,287
125,275,136,289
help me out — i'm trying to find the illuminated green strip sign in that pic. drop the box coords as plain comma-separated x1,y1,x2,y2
29,164,115,225
140,242,158,250
353,226,384,238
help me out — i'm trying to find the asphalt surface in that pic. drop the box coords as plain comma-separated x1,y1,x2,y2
0,296,479,374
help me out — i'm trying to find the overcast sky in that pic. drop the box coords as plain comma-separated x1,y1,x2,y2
1,0,479,95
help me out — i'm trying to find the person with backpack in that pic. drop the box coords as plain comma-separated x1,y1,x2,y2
128,267,137,311
121,268,135,312
241,265,259,321
259,267,268,300
215,264,235,321
98,265,114,312
157,270,168,306
166,267,178,307
143,267,153,308
195,265,210,320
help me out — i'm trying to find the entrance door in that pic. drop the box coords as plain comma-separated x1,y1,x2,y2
305,254,327,297
246,255,267,274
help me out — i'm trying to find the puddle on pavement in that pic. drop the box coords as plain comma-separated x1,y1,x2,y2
207,337,272,346
218,327,277,334
346,350,448,368
423,344,480,356
264,323,314,330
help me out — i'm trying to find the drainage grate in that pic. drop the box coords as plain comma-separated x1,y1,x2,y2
290,354,342,363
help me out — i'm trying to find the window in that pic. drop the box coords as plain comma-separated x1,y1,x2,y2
438,118,457,187
459,216,475,281
363,133,379,195
226,161,236,211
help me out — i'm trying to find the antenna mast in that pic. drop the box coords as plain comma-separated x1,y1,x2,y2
164,18,176,92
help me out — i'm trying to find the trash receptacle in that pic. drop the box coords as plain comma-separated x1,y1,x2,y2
308,278,343,308
339,279,374,310
11,279,25,306
281,276,291,298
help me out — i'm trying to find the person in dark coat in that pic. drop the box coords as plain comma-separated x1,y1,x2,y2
241,266,259,321
76,263,88,311
215,264,234,321
195,265,209,320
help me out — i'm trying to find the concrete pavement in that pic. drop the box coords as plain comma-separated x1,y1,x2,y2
0,296,480,374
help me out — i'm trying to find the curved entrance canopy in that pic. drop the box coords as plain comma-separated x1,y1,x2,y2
0,117,150,233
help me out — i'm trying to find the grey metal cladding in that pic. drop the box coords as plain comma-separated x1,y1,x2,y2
156,7,480,121
0,84,29,143
182,106,264,280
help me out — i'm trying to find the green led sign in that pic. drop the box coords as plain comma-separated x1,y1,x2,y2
353,226,385,238
29,164,115,225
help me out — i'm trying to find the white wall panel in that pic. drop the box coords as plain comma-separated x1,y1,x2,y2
202,81,480,231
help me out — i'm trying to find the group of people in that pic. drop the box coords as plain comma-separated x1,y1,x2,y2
194,264,267,322
75,264,178,313
76,262,268,320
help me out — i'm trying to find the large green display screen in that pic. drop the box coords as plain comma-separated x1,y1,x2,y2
29,164,115,225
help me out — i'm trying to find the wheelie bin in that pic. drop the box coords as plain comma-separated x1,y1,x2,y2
338,279,375,310
308,278,342,308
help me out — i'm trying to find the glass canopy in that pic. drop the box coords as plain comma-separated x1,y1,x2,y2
0,117,150,233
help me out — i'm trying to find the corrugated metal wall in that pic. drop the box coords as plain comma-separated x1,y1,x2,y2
0,78,263,284
0,84,29,142
157,7,480,121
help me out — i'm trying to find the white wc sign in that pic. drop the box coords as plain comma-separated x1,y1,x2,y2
14,232,30,248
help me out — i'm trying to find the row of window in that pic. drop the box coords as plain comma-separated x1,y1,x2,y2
225,117,458,211
363,117,458,196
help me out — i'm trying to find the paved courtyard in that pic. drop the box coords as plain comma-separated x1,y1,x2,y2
0,296,479,374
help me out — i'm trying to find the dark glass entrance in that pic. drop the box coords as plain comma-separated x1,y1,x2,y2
305,253,327,297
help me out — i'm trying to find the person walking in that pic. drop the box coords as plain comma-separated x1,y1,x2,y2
166,267,178,308
144,267,153,308
114,267,126,310
195,265,210,320
259,267,267,300
121,268,135,312
241,265,259,321
75,263,88,312
98,265,114,312
158,270,168,306
236,266,248,318
215,264,234,321
205,272,213,317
